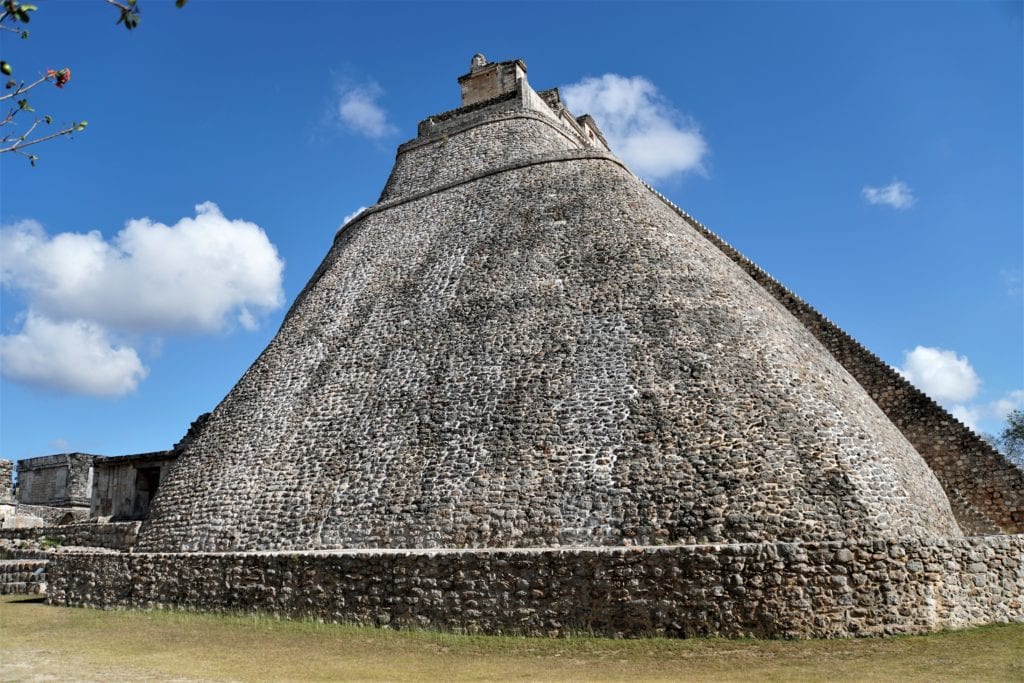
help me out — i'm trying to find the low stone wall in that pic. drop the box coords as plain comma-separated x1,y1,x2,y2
0,522,141,549
3,504,90,528
46,535,1023,639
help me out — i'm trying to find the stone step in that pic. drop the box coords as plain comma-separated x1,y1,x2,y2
946,489,1002,536
0,548,52,561
0,559,48,594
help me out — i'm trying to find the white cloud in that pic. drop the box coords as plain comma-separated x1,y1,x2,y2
897,346,980,403
990,390,1024,420
951,390,1023,435
341,206,368,227
337,82,396,138
1,202,284,334
862,180,916,210
0,203,284,396
0,313,147,396
950,405,981,431
896,344,1021,436
561,74,707,181
1000,269,1021,297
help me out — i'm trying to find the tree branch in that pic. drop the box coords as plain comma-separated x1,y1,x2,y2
0,123,76,154
102,0,134,12
0,73,50,102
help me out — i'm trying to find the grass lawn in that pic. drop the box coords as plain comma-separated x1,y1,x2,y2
1,595,1022,681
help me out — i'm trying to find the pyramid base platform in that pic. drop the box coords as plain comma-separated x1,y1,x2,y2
46,535,1023,639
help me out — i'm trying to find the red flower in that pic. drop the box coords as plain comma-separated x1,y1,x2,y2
46,68,71,88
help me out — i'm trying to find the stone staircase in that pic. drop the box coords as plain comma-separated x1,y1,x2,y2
0,539,52,594
946,488,1003,536
0,559,48,594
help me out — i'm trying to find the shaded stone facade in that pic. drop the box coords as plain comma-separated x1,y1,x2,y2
91,452,178,521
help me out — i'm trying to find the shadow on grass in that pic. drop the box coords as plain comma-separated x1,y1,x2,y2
4,595,46,604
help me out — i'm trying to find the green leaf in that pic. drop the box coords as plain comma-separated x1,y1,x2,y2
17,98,32,112
4,80,15,89
20,30,29,39
20,4,37,11
176,0,188,7
119,8,140,30
0,61,12,76
75,120,88,131
16,9,29,23
29,155,37,167
43,114,51,124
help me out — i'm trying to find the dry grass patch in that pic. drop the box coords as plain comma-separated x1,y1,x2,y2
2,596,1022,681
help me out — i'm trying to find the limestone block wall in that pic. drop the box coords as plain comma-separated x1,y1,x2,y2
640,186,1024,535
47,535,1024,639
0,460,12,505
458,59,527,107
2,504,89,527
139,156,961,552
16,454,94,508
137,65,1009,553
381,111,583,201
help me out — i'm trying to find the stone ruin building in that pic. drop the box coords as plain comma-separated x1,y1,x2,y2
7,56,1023,636
0,413,207,530
0,452,181,529
6,454,96,527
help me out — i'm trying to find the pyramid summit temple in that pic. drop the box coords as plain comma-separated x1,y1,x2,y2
44,56,1023,638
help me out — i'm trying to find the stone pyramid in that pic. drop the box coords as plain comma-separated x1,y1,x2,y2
137,56,1018,554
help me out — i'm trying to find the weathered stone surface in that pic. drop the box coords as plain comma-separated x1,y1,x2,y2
0,522,141,549
135,57,971,554
91,452,177,521
16,454,94,509
74,55,1018,639
2,504,89,528
0,460,13,505
640,185,1024,535
47,535,1024,638
0,558,48,595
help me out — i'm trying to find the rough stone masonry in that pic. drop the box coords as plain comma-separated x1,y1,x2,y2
49,55,1024,638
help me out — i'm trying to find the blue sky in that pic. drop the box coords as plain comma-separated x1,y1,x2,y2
1,1,1021,461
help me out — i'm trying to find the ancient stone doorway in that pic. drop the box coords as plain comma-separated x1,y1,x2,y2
133,467,161,519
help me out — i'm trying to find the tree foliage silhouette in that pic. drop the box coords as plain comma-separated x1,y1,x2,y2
999,409,1024,468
